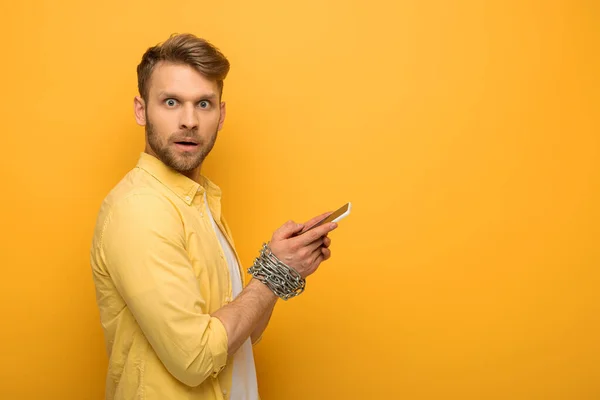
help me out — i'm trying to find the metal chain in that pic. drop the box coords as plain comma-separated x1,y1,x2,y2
247,243,306,300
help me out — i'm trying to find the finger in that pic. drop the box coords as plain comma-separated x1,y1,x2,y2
309,252,325,271
297,212,334,235
323,236,331,248
303,211,333,228
321,247,331,261
304,237,324,254
298,221,338,246
272,220,303,241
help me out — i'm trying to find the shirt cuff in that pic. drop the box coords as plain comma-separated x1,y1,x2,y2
208,316,229,377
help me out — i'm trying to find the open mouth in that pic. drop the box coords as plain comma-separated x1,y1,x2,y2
174,141,199,150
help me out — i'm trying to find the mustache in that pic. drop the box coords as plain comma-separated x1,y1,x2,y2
170,130,201,143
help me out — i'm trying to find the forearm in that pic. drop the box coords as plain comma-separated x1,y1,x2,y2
212,278,278,355
251,301,275,344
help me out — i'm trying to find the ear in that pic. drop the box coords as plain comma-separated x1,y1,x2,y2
134,96,147,126
218,101,227,131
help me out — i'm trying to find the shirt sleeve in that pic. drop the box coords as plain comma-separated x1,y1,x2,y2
99,192,229,387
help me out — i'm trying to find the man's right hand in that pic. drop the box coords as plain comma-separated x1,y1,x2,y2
268,212,337,279
212,212,338,356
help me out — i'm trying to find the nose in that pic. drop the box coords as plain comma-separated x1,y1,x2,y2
179,103,198,131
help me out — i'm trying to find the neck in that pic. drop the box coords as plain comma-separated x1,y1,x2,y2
182,166,202,183
144,147,203,184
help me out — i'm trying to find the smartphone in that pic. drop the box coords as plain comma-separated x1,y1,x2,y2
300,202,352,234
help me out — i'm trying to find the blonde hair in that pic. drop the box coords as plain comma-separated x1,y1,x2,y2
137,33,230,101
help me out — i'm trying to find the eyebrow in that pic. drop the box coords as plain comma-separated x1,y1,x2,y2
158,91,218,101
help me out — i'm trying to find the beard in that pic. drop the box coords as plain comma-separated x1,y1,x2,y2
146,117,218,175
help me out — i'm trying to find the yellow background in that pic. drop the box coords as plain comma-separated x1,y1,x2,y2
1,1,598,399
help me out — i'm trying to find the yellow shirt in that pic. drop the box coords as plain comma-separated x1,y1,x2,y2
90,152,249,400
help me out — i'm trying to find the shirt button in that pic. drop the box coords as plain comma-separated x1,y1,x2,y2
185,196,191,202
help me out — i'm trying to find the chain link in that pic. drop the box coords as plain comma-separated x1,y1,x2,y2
247,243,306,300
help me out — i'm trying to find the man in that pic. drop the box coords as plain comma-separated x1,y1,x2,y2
89,33,337,400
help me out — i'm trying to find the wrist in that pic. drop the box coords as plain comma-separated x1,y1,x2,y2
249,278,279,302
247,243,306,301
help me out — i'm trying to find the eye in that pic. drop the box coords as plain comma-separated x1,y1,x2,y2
165,99,178,107
199,100,210,109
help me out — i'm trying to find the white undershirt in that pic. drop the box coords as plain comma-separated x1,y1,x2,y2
204,193,259,400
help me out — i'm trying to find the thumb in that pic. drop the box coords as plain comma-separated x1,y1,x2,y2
273,220,304,240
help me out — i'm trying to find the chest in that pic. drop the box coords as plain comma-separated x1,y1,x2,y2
180,204,243,312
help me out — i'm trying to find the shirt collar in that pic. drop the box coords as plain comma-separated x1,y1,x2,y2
136,152,222,206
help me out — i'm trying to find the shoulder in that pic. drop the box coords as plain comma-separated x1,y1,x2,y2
91,169,184,246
